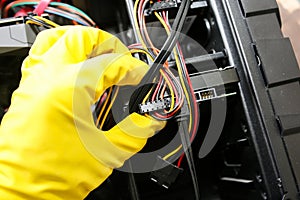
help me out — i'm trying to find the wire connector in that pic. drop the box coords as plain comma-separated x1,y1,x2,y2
139,98,171,113
150,0,178,13
195,88,217,102
150,156,183,189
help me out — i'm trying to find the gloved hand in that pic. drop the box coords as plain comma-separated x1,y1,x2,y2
0,26,165,200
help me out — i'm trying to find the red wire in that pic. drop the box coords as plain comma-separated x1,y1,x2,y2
162,70,179,108
14,6,32,17
177,44,199,141
177,154,185,167
151,70,183,119
3,0,37,18
162,10,167,22
33,0,52,16
151,75,163,102
138,0,144,30
162,13,199,141
0,0,7,9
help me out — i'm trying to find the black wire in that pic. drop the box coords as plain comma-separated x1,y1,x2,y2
142,0,190,84
129,0,191,113
130,47,156,59
151,69,184,120
176,44,199,141
25,16,54,29
179,120,200,200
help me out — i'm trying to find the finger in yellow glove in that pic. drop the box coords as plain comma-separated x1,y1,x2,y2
0,26,165,200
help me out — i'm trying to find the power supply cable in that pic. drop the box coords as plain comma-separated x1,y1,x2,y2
141,0,190,84
2,0,96,26
25,15,59,28
129,0,191,113
133,5,200,199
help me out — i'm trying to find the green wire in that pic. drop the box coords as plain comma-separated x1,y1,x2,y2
11,2,93,22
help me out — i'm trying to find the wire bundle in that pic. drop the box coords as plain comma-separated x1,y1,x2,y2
1,0,96,27
130,1,200,198
95,86,120,130
25,14,58,28
130,0,199,167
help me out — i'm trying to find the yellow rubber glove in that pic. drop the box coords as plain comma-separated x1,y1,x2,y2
0,26,165,200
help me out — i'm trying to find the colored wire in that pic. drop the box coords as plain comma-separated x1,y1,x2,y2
130,0,196,167
151,71,182,118
33,15,59,27
133,0,147,48
154,16,184,159
56,5,96,26
3,0,36,17
96,87,113,128
153,9,200,166
132,9,184,120
140,0,159,55
163,145,183,160
134,4,182,120
33,0,52,16
50,2,93,21
129,0,191,114
177,153,185,166
154,11,170,34
160,69,175,110
138,0,191,84
99,86,120,130
0,0,8,12
43,6,90,26
177,44,199,142
129,49,155,61
25,15,58,28
128,43,160,58
4,1,90,18
3,1,96,26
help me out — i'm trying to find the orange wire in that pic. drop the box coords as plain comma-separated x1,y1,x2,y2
56,5,95,26
142,14,159,55
3,0,38,18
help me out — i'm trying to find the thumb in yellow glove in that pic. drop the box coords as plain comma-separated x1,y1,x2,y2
0,26,165,200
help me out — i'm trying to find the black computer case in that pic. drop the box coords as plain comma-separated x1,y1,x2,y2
0,0,299,199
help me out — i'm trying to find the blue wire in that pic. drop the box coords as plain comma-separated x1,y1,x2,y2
49,2,93,21
11,2,94,23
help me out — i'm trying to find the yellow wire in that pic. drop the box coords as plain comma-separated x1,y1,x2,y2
96,87,113,127
159,83,167,99
155,10,193,131
160,69,175,110
163,145,182,160
142,87,152,104
155,11,194,160
153,12,184,159
33,16,60,27
153,12,171,69
174,49,193,131
142,89,152,118
154,12,170,34
161,46,194,161
130,49,154,61
26,20,42,26
142,14,159,55
99,86,120,129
